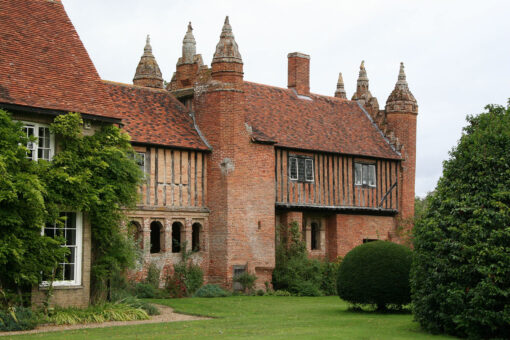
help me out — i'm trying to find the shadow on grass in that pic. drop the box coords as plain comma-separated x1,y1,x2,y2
342,304,412,315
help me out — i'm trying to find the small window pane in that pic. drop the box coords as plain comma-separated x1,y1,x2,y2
368,165,376,187
297,158,305,182
354,163,362,185
305,159,314,181
362,164,369,185
64,263,74,281
289,157,298,180
66,229,76,245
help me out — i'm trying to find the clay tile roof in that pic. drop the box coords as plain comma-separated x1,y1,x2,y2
244,82,401,160
0,0,119,119
104,81,209,151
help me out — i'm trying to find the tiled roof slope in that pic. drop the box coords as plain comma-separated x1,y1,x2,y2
244,82,401,160
0,0,119,119
104,81,209,151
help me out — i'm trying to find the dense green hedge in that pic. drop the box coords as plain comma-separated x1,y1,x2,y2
337,241,412,310
411,103,510,339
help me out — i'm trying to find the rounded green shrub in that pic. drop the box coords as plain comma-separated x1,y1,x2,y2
337,241,412,310
193,284,229,298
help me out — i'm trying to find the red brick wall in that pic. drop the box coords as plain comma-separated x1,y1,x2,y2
194,83,275,289
326,213,396,260
386,113,417,221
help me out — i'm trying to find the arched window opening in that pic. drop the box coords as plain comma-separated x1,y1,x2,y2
311,222,320,250
150,221,163,254
172,222,182,253
128,221,143,249
192,223,201,252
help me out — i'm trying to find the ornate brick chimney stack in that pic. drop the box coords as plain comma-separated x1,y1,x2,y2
133,35,163,88
287,52,310,96
334,72,347,99
352,61,379,117
385,62,418,221
172,22,204,90
211,16,243,83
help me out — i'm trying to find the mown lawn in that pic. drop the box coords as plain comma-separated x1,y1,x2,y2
8,296,456,339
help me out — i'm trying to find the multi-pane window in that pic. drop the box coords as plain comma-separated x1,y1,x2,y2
289,155,314,182
22,123,53,161
43,212,82,285
354,163,376,187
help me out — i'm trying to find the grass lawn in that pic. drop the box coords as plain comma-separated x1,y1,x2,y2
7,296,456,339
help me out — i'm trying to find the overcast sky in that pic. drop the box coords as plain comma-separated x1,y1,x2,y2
63,0,510,197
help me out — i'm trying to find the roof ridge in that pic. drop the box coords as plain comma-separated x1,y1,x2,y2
244,81,351,103
102,80,168,93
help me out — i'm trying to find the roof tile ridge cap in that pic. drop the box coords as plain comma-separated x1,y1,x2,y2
101,80,168,93
312,93,352,102
355,101,401,158
243,81,292,92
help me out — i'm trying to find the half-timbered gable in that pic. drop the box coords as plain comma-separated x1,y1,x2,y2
104,81,210,283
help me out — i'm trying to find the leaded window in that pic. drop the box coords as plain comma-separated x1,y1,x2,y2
354,163,376,187
289,155,314,182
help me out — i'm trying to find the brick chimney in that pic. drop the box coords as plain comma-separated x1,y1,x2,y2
287,52,310,95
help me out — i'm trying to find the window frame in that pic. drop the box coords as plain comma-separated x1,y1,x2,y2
41,212,83,287
288,155,314,183
354,162,377,188
21,121,55,161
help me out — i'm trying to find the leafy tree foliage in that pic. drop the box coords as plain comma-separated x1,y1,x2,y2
0,110,142,305
337,241,412,310
411,102,510,339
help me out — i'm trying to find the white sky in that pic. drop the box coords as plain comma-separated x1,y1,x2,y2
62,0,510,197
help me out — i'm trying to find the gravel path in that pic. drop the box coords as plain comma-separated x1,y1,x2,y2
0,304,209,337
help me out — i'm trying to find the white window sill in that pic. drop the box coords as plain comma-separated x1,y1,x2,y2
38,283,84,290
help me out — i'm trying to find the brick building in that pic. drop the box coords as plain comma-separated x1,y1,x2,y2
0,0,417,306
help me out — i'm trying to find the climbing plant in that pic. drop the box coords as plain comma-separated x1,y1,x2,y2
0,110,143,305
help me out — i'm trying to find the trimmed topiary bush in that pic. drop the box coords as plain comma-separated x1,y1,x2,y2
193,284,229,298
337,241,412,310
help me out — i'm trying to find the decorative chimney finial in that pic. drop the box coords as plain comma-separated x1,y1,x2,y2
396,62,408,90
144,35,152,55
133,34,163,88
182,21,197,64
335,72,347,99
212,15,242,64
385,62,417,114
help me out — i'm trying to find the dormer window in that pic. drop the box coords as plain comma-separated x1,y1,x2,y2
354,163,376,187
22,122,54,161
289,155,314,182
